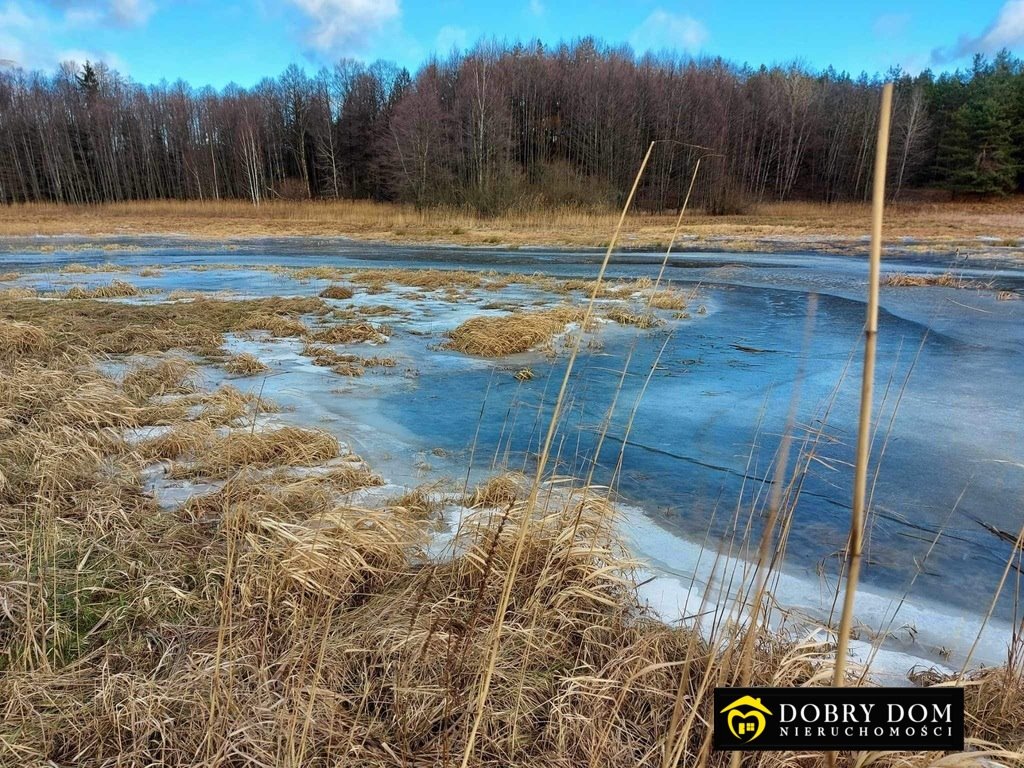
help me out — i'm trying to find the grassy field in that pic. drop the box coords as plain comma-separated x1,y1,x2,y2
2,198,1022,251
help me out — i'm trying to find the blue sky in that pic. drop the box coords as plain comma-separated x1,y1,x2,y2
2,0,1023,87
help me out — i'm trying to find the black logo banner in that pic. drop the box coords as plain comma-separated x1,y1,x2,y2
713,687,964,751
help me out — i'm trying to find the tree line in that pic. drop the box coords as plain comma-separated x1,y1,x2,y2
1,40,1022,212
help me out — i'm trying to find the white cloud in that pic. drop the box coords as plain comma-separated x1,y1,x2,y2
0,1,131,72
0,1,50,69
932,0,1024,63
434,24,467,54
629,9,708,54
528,0,544,17
286,0,400,53
108,0,155,26
41,0,156,28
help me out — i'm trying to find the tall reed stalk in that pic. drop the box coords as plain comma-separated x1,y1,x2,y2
827,80,893,768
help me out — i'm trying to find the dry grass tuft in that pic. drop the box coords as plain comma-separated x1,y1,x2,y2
514,367,534,381
468,471,527,507
242,312,309,337
647,289,687,310
122,357,197,401
312,321,391,344
60,261,130,273
387,484,446,519
882,271,988,289
64,279,141,299
224,352,270,376
166,425,340,479
607,306,662,328
0,319,53,363
319,284,355,299
446,307,585,356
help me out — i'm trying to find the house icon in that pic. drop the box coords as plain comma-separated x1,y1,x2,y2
720,695,773,741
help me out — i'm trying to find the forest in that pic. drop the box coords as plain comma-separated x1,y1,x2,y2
0,39,1022,213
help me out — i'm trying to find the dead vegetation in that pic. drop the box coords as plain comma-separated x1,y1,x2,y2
224,352,269,376
63,278,141,298
0,294,329,355
165,425,340,479
319,284,354,299
446,307,585,356
311,320,391,344
882,271,989,289
606,306,662,328
467,471,527,507
7,199,1024,254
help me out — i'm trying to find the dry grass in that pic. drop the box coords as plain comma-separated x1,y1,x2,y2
606,307,662,329
447,307,585,356
166,426,340,479
882,271,988,288
122,356,197,400
59,261,131,273
3,198,1024,252
224,352,270,376
0,294,329,355
468,471,528,507
647,289,688,310
312,321,391,344
63,279,141,299
319,284,355,299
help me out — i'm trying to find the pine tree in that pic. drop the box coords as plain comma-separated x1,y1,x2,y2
76,61,99,97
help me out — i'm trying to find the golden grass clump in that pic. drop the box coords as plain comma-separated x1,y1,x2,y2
467,471,527,507
349,267,493,291
446,306,585,356
607,306,662,329
0,319,53,363
122,356,197,401
319,283,355,299
387,484,445,519
882,271,988,289
312,321,392,344
647,289,687,310
166,425,340,479
63,279,141,299
242,312,309,337
59,261,129,273
224,352,270,376
0,286,37,299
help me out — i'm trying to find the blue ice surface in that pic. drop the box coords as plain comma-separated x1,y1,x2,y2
3,236,1023,623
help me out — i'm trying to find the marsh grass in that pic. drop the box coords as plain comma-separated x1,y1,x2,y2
63,279,141,299
606,306,663,328
319,284,355,299
224,352,270,376
446,307,586,356
312,320,391,344
882,271,990,289
165,426,340,479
